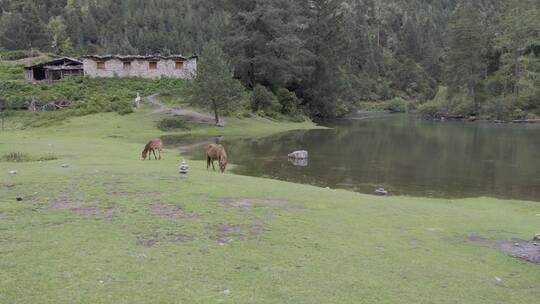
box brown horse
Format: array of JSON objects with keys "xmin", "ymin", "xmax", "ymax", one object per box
[
  {"xmin": 141, "ymin": 139, "xmax": 163, "ymax": 160},
  {"xmin": 206, "ymin": 144, "xmax": 228, "ymax": 173}
]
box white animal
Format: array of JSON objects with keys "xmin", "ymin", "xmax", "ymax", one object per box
[{"xmin": 134, "ymin": 93, "xmax": 142, "ymax": 108}]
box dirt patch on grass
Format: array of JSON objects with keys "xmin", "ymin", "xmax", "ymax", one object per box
[
  {"xmin": 206, "ymin": 224, "xmax": 267, "ymax": 244},
  {"xmin": 150, "ymin": 204, "xmax": 199, "ymax": 220},
  {"xmin": 48, "ymin": 199, "xmax": 85, "ymax": 209},
  {"xmin": 167, "ymin": 234, "xmax": 195, "ymax": 242},
  {"xmin": 137, "ymin": 238, "xmax": 158, "ymax": 248},
  {"xmin": 111, "ymin": 192, "xmax": 161, "ymax": 198},
  {"xmin": 468, "ymin": 235, "xmax": 540, "ymax": 264},
  {"xmin": 206, "ymin": 224, "xmax": 268, "ymax": 233},
  {"xmin": 137, "ymin": 233, "xmax": 195, "ymax": 247},
  {"xmin": 206, "ymin": 225, "xmax": 241, "ymax": 232},
  {"xmin": 72, "ymin": 206, "xmax": 118, "ymax": 219},
  {"xmin": 151, "ymin": 204, "xmax": 184, "ymax": 218},
  {"xmin": 209, "ymin": 235, "xmax": 253, "ymax": 244},
  {"xmin": 222, "ymin": 198, "xmax": 289, "ymax": 209}
]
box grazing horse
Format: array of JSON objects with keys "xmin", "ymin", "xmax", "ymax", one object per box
[
  {"xmin": 141, "ymin": 139, "xmax": 163, "ymax": 160},
  {"xmin": 206, "ymin": 144, "xmax": 228, "ymax": 173}
]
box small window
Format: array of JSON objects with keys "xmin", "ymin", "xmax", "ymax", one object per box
[
  {"xmin": 96, "ymin": 61, "xmax": 105, "ymax": 69},
  {"xmin": 149, "ymin": 61, "xmax": 158, "ymax": 70},
  {"xmin": 175, "ymin": 61, "xmax": 184, "ymax": 70},
  {"xmin": 123, "ymin": 61, "xmax": 131, "ymax": 69}
]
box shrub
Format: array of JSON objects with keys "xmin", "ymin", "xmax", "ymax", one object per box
[
  {"xmin": 157, "ymin": 117, "xmax": 191, "ymax": 131},
  {"xmin": 251, "ymin": 85, "xmax": 276, "ymax": 112},
  {"xmin": 276, "ymin": 88, "xmax": 301, "ymax": 114},
  {"xmin": 418, "ymin": 100, "xmax": 440, "ymax": 117},
  {"xmin": 418, "ymin": 86, "xmax": 449, "ymax": 117},
  {"xmin": 0, "ymin": 49, "xmax": 39, "ymax": 61},
  {"xmin": 1, "ymin": 152, "xmax": 31, "ymax": 162},
  {"xmin": 386, "ymin": 97, "xmax": 408, "ymax": 113},
  {"xmin": 1, "ymin": 152, "xmax": 58, "ymax": 162}
]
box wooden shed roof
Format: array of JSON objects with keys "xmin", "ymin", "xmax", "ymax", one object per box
[{"xmin": 24, "ymin": 57, "xmax": 83, "ymax": 70}]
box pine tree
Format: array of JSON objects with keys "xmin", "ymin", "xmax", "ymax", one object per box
[
  {"xmin": 446, "ymin": 0, "xmax": 486, "ymax": 99},
  {"xmin": 190, "ymin": 42, "xmax": 245, "ymax": 124}
]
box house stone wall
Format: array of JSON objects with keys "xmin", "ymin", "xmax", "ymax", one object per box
[{"xmin": 83, "ymin": 58, "xmax": 197, "ymax": 79}]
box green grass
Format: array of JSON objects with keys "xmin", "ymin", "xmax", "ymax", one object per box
[{"xmin": 0, "ymin": 105, "xmax": 539, "ymax": 303}]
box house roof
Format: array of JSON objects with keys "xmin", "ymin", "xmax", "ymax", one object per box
[
  {"xmin": 81, "ymin": 55, "xmax": 198, "ymax": 61},
  {"xmin": 24, "ymin": 57, "xmax": 83, "ymax": 69}
]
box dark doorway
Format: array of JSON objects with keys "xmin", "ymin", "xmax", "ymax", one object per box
[{"xmin": 33, "ymin": 67, "xmax": 45, "ymax": 81}]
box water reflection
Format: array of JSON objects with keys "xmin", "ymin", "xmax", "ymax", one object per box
[
  {"xmin": 183, "ymin": 114, "xmax": 540, "ymax": 201},
  {"xmin": 288, "ymin": 157, "xmax": 308, "ymax": 167}
]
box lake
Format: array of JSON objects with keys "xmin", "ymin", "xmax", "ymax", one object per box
[{"xmin": 176, "ymin": 114, "xmax": 540, "ymax": 201}]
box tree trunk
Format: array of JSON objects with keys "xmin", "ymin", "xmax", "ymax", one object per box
[
  {"xmin": 514, "ymin": 48, "xmax": 521, "ymax": 97},
  {"xmin": 212, "ymin": 100, "xmax": 219, "ymax": 125}
]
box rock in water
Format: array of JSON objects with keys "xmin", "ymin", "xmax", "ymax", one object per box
[
  {"xmin": 61, "ymin": 164, "xmax": 69, "ymax": 168},
  {"xmin": 534, "ymin": 234, "xmax": 540, "ymax": 241},
  {"xmin": 288, "ymin": 150, "xmax": 308, "ymax": 159},
  {"xmin": 8, "ymin": 170, "xmax": 17, "ymax": 175}
]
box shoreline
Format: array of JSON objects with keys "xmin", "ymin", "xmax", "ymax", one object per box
[{"xmin": 1, "ymin": 110, "xmax": 539, "ymax": 303}]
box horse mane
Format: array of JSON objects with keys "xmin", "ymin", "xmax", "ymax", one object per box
[{"xmin": 219, "ymin": 148, "xmax": 227, "ymax": 162}]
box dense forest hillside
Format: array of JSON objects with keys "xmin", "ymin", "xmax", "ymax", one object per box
[{"xmin": 0, "ymin": 0, "xmax": 539, "ymax": 119}]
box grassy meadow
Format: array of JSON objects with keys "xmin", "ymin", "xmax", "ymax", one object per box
[{"xmin": 0, "ymin": 108, "xmax": 539, "ymax": 303}]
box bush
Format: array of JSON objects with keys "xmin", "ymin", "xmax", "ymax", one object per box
[
  {"xmin": 157, "ymin": 117, "xmax": 191, "ymax": 131},
  {"xmin": 417, "ymin": 100, "xmax": 440, "ymax": 117},
  {"xmin": 251, "ymin": 85, "xmax": 276, "ymax": 112},
  {"xmin": 1, "ymin": 152, "xmax": 58, "ymax": 162},
  {"xmin": 480, "ymin": 96, "xmax": 511, "ymax": 120},
  {"xmin": 418, "ymin": 86, "xmax": 449, "ymax": 117},
  {"xmin": 386, "ymin": 97, "xmax": 408, "ymax": 113},
  {"xmin": 0, "ymin": 49, "xmax": 40, "ymax": 61},
  {"xmin": 1, "ymin": 152, "xmax": 31, "ymax": 162},
  {"xmin": 276, "ymin": 88, "xmax": 301, "ymax": 114}
]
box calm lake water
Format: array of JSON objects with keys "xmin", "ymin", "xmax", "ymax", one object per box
[{"xmin": 175, "ymin": 114, "xmax": 540, "ymax": 201}]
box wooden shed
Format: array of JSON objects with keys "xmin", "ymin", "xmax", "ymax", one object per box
[{"xmin": 24, "ymin": 57, "xmax": 83, "ymax": 83}]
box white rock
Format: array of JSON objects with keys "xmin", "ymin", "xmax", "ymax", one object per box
[
  {"xmin": 288, "ymin": 150, "xmax": 308, "ymax": 159},
  {"xmin": 495, "ymin": 277, "xmax": 502, "ymax": 283},
  {"xmin": 223, "ymin": 289, "xmax": 231, "ymax": 295},
  {"xmin": 8, "ymin": 170, "xmax": 17, "ymax": 175},
  {"xmin": 533, "ymin": 233, "xmax": 540, "ymax": 241}
]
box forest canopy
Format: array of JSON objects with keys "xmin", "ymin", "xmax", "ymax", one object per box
[{"xmin": 0, "ymin": 0, "xmax": 539, "ymax": 119}]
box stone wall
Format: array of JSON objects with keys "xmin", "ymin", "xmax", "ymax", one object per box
[{"xmin": 83, "ymin": 58, "xmax": 197, "ymax": 79}]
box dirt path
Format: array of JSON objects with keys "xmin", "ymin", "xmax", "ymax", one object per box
[{"xmin": 146, "ymin": 93, "xmax": 225, "ymax": 126}]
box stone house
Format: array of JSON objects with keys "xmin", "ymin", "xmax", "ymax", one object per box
[{"xmin": 82, "ymin": 55, "xmax": 197, "ymax": 79}]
